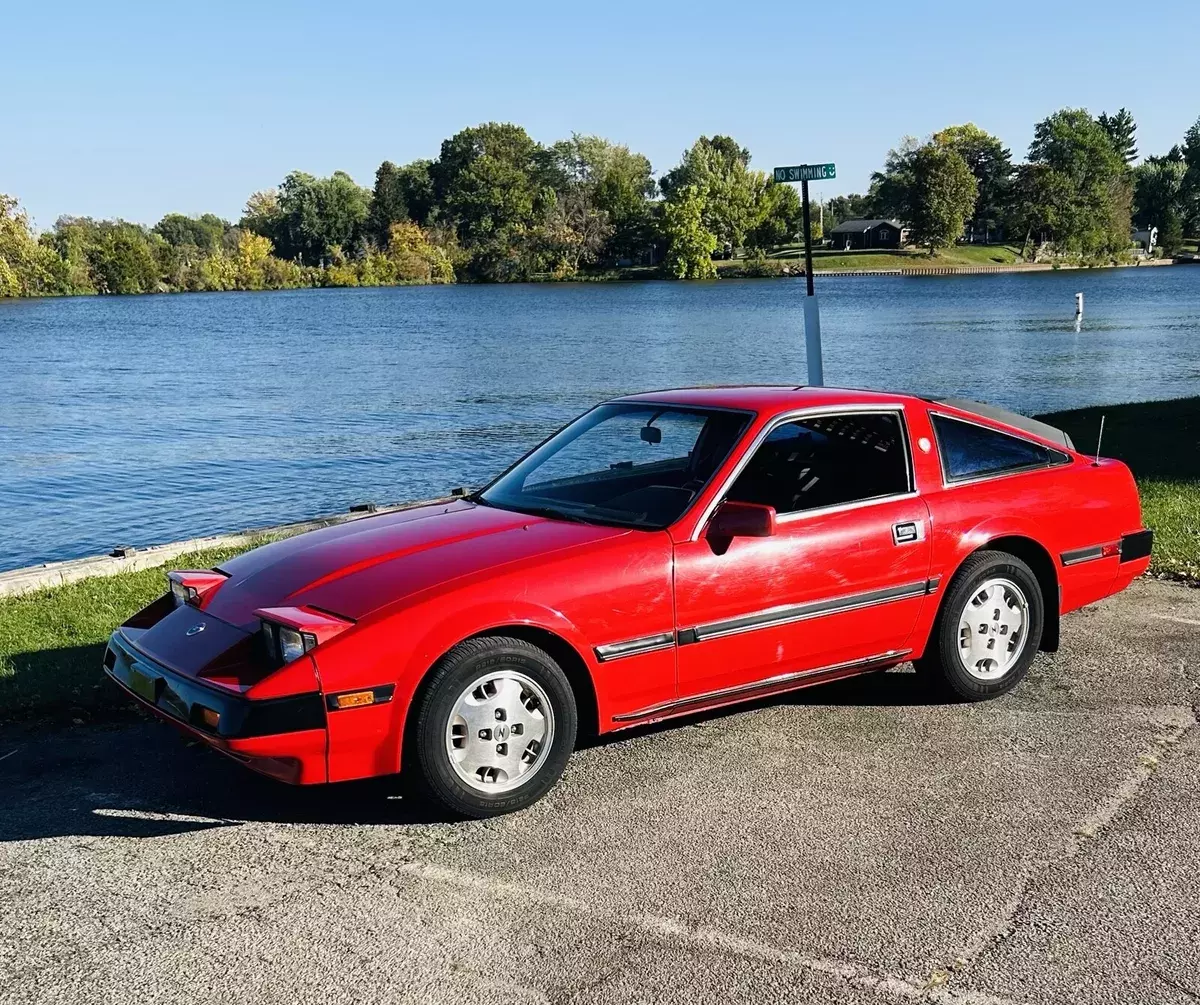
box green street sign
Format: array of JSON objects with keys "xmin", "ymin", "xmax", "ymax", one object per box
[{"xmin": 774, "ymin": 163, "xmax": 836, "ymax": 183}]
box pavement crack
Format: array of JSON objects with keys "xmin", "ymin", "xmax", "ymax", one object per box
[
  {"xmin": 948, "ymin": 707, "xmax": 1198, "ymax": 984},
  {"xmin": 1152, "ymin": 967, "xmax": 1200, "ymax": 1002},
  {"xmin": 394, "ymin": 861, "xmax": 1023, "ymax": 1005}
]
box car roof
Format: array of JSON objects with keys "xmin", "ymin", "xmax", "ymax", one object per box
[
  {"xmin": 611, "ymin": 385, "xmax": 917, "ymax": 414},
  {"xmin": 611, "ymin": 385, "xmax": 1078, "ymax": 453}
]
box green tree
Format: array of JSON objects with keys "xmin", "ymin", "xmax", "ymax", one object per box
[
  {"xmin": 0, "ymin": 195, "xmax": 72, "ymax": 297},
  {"xmin": 1023, "ymin": 108, "xmax": 1133, "ymax": 258},
  {"xmin": 387, "ymin": 221, "xmax": 455, "ymax": 284},
  {"xmin": 1179, "ymin": 116, "xmax": 1200, "ymax": 235},
  {"xmin": 395, "ymin": 160, "xmax": 436, "ymax": 226},
  {"xmin": 906, "ymin": 144, "xmax": 978, "ymax": 253},
  {"xmin": 152, "ymin": 213, "xmax": 229, "ymax": 251},
  {"xmin": 660, "ymin": 135, "xmax": 757, "ymax": 252},
  {"xmin": 867, "ymin": 138, "xmax": 920, "ymax": 221},
  {"xmin": 745, "ymin": 179, "xmax": 803, "ymax": 251},
  {"xmin": 240, "ymin": 190, "xmax": 281, "ymax": 237},
  {"xmin": 1133, "ymin": 157, "xmax": 1186, "ymax": 230},
  {"xmin": 1158, "ymin": 212, "xmax": 1184, "ymax": 255},
  {"xmin": 432, "ymin": 123, "xmax": 555, "ymax": 279},
  {"xmin": 69, "ymin": 220, "xmax": 161, "ymax": 294},
  {"xmin": 551, "ymin": 134, "xmax": 656, "ymax": 264},
  {"xmin": 269, "ymin": 171, "xmax": 371, "ymax": 264},
  {"xmin": 932, "ymin": 124, "xmax": 1013, "ymax": 239},
  {"xmin": 1009, "ymin": 163, "xmax": 1074, "ymax": 256},
  {"xmin": 662, "ymin": 185, "xmax": 717, "ymax": 279},
  {"xmin": 366, "ymin": 161, "xmax": 407, "ymax": 248},
  {"xmin": 1098, "ymin": 108, "xmax": 1138, "ymax": 164}
]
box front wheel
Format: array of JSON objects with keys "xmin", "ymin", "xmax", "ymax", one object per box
[
  {"xmin": 409, "ymin": 636, "xmax": 577, "ymax": 818},
  {"xmin": 917, "ymin": 550, "xmax": 1044, "ymax": 701}
]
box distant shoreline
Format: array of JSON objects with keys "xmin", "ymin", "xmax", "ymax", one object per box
[
  {"xmin": 0, "ymin": 254, "xmax": 1187, "ymax": 302},
  {"xmin": 782, "ymin": 258, "xmax": 1178, "ymax": 279}
]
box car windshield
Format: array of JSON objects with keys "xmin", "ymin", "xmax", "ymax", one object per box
[{"xmin": 477, "ymin": 403, "xmax": 752, "ymax": 529}]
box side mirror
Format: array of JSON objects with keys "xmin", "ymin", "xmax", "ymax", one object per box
[{"xmin": 708, "ymin": 500, "xmax": 777, "ymax": 539}]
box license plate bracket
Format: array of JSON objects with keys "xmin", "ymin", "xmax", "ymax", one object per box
[{"xmin": 128, "ymin": 663, "xmax": 163, "ymax": 704}]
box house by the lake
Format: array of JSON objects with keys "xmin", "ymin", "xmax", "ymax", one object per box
[{"xmin": 828, "ymin": 219, "xmax": 907, "ymax": 250}]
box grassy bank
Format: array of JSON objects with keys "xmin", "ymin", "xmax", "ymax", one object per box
[
  {"xmin": 793, "ymin": 244, "xmax": 1023, "ymax": 271},
  {"xmin": 0, "ymin": 542, "xmax": 260, "ymax": 726},
  {"xmin": 712, "ymin": 244, "xmax": 1030, "ymax": 278},
  {"xmin": 1, "ymin": 398, "xmax": 1195, "ymax": 726}
]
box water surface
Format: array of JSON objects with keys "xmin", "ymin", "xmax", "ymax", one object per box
[{"xmin": 1, "ymin": 267, "xmax": 1197, "ymax": 571}]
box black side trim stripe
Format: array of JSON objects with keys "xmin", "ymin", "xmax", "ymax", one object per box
[
  {"xmin": 594, "ymin": 632, "xmax": 675, "ymax": 663},
  {"xmin": 613, "ymin": 648, "xmax": 912, "ymax": 723},
  {"xmin": 681, "ymin": 579, "xmax": 936, "ymax": 645},
  {"xmin": 1120, "ymin": 529, "xmax": 1153, "ymax": 562},
  {"xmin": 1061, "ymin": 545, "xmax": 1108, "ymax": 567},
  {"xmin": 595, "ymin": 580, "xmax": 938, "ymax": 661}
]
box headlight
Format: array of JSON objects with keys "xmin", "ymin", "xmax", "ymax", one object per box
[
  {"xmin": 254, "ymin": 607, "xmax": 353, "ymax": 666},
  {"xmin": 167, "ymin": 570, "xmax": 228, "ymax": 608},
  {"xmin": 278, "ymin": 626, "xmax": 309, "ymax": 664},
  {"xmin": 259, "ymin": 619, "xmax": 318, "ymax": 665}
]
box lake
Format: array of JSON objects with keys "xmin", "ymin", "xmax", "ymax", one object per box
[{"xmin": 2, "ymin": 266, "xmax": 1198, "ymax": 573}]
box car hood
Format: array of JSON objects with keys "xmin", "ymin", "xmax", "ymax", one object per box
[{"xmin": 203, "ymin": 500, "xmax": 629, "ymax": 630}]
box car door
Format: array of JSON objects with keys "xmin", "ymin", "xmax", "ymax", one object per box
[{"xmin": 673, "ymin": 408, "xmax": 934, "ymax": 699}]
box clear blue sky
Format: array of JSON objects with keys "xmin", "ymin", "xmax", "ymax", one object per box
[{"xmin": 5, "ymin": 0, "xmax": 1197, "ymax": 230}]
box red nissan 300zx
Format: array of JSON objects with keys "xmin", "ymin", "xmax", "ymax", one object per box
[{"xmin": 105, "ymin": 386, "xmax": 1152, "ymax": 816}]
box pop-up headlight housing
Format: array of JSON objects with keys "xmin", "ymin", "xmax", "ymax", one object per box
[
  {"xmin": 256, "ymin": 607, "xmax": 354, "ymax": 665},
  {"xmin": 167, "ymin": 570, "xmax": 229, "ymax": 608}
]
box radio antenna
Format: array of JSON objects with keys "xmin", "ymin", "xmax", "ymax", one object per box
[{"xmin": 1093, "ymin": 414, "xmax": 1106, "ymax": 466}]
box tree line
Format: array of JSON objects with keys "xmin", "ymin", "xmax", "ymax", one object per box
[
  {"xmin": 2, "ymin": 108, "xmax": 1198, "ymax": 298},
  {"xmin": 831, "ymin": 109, "xmax": 1200, "ymax": 259}
]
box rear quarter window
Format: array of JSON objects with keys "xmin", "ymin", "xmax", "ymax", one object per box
[{"xmin": 931, "ymin": 413, "xmax": 1069, "ymax": 482}]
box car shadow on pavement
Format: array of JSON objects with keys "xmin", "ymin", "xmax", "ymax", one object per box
[
  {"xmin": 0, "ymin": 719, "xmax": 446, "ymax": 843},
  {"xmin": 583, "ymin": 665, "xmax": 947, "ymax": 749},
  {"xmin": 1, "ymin": 668, "xmax": 944, "ymax": 843}
]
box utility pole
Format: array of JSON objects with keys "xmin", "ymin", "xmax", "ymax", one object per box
[{"xmin": 800, "ymin": 179, "xmax": 822, "ymax": 385}]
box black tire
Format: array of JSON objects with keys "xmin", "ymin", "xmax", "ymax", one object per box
[
  {"xmin": 916, "ymin": 550, "xmax": 1044, "ymax": 702},
  {"xmin": 408, "ymin": 636, "xmax": 577, "ymax": 818}
]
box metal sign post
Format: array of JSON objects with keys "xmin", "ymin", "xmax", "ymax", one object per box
[{"xmin": 773, "ymin": 163, "xmax": 836, "ymax": 386}]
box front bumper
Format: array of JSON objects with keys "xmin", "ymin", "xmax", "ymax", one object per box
[{"xmin": 104, "ymin": 629, "xmax": 328, "ymax": 784}]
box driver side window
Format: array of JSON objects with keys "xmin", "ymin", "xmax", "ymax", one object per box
[{"xmin": 726, "ymin": 411, "xmax": 911, "ymax": 514}]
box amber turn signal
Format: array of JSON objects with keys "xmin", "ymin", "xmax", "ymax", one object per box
[
  {"xmin": 331, "ymin": 691, "xmax": 376, "ymax": 710},
  {"xmin": 198, "ymin": 707, "xmax": 221, "ymax": 729}
]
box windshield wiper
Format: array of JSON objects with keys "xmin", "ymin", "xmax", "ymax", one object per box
[{"xmin": 507, "ymin": 504, "xmax": 595, "ymax": 525}]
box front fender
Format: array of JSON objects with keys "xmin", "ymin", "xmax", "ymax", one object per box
[
  {"xmin": 315, "ymin": 596, "xmax": 597, "ymax": 782},
  {"xmin": 399, "ymin": 599, "xmax": 596, "ymax": 702}
]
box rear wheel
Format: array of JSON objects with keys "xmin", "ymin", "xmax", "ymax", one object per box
[
  {"xmin": 917, "ymin": 550, "xmax": 1044, "ymax": 701},
  {"xmin": 409, "ymin": 636, "xmax": 577, "ymax": 818}
]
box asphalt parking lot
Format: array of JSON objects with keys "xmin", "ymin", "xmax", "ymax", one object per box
[{"xmin": 2, "ymin": 578, "xmax": 1198, "ymax": 1005}]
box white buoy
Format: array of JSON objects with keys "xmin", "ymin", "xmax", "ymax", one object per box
[{"xmin": 1075, "ymin": 292, "xmax": 1083, "ymax": 317}]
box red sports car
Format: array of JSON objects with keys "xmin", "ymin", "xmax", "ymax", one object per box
[{"xmin": 105, "ymin": 386, "xmax": 1152, "ymax": 817}]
